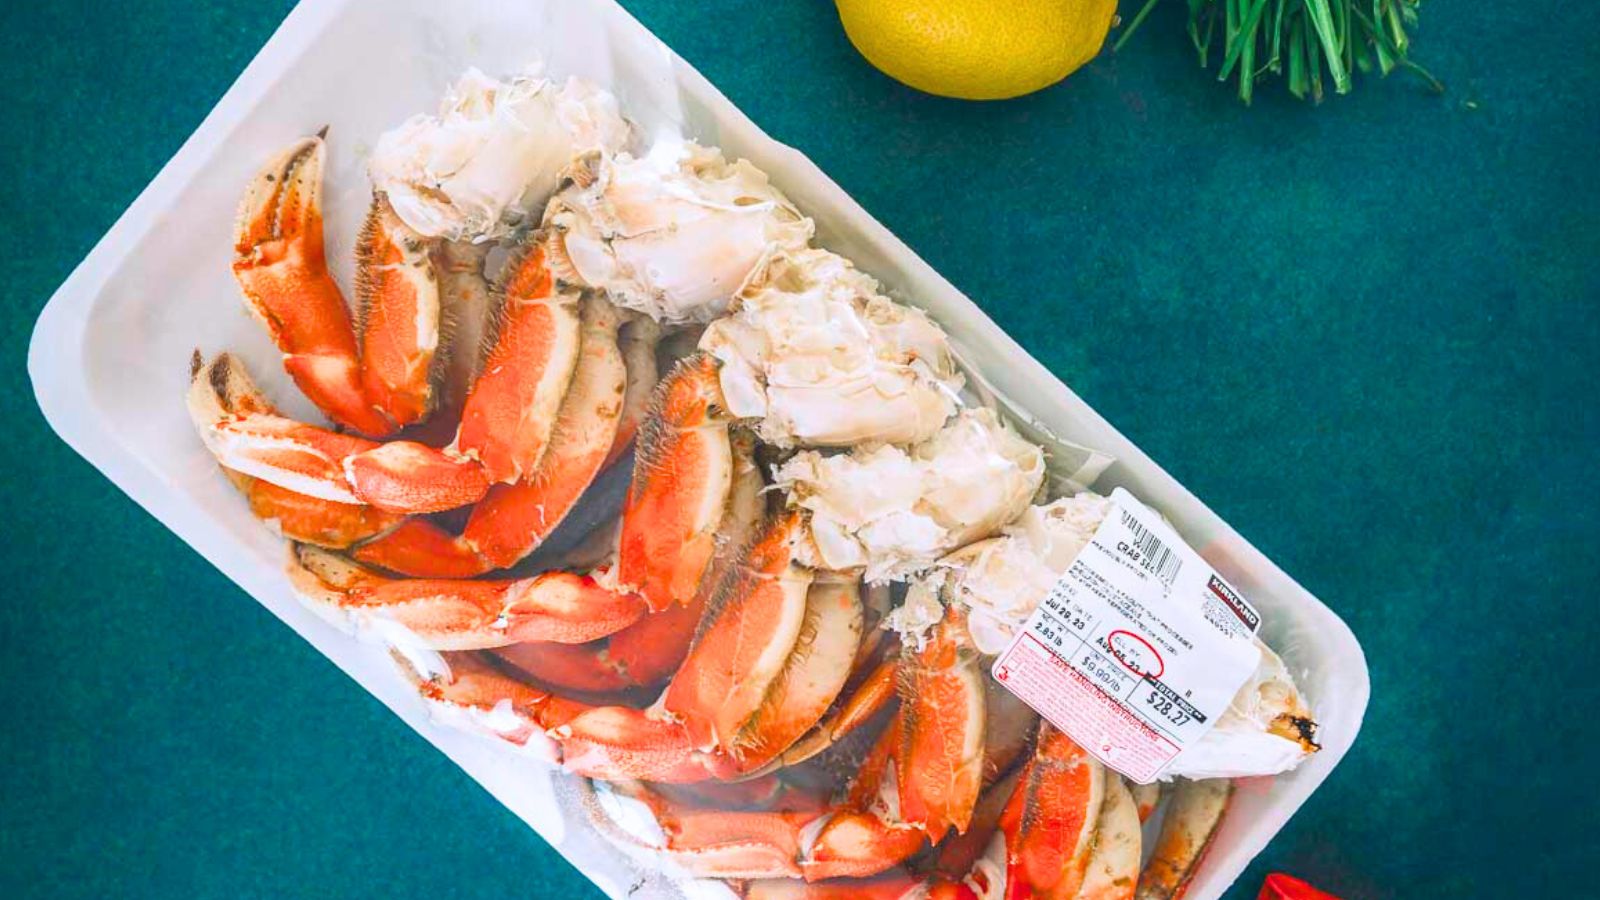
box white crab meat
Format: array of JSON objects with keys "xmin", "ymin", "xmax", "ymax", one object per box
[
  {"xmin": 701, "ymin": 248, "xmax": 963, "ymax": 447},
  {"xmin": 966, "ymin": 831, "xmax": 1010, "ymax": 900},
  {"xmin": 947, "ymin": 493, "xmax": 1319, "ymax": 780},
  {"xmin": 546, "ymin": 138, "xmax": 813, "ymax": 324},
  {"xmin": 776, "ymin": 408, "xmax": 1044, "ymax": 583},
  {"xmin": 369, "ymin": 69, "xmax": 630, "ymax": 241},
  {"xmin": 952, "ymin": 494, "xmax": 1115, "ymax": 655},
  {"xmin": 882, "ymin": 574, "xmax": 948, "ymax": 651},
  {"xmin": 1172, "ymin": 642, "xmax": 1318, "ymax": 779}
]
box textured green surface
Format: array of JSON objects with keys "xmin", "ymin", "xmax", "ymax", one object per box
[{"xmin": 3, "ymin": 1, "xmax": 1596, "ymax": 898}]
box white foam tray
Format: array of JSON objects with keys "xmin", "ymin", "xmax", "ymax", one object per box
[{"xmin": 27, "ymin": 1, "xmax": 1368, "ymax": 897}]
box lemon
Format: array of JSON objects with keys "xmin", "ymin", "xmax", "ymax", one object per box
[{"xmin": 835, "ymin": 0, "xmax": 1118, "ymax": 101}]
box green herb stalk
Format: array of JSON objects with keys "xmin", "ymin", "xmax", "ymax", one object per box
[{"xmin": 1114, "ymin": 0, "xmax": 1443, "ymax": 103}]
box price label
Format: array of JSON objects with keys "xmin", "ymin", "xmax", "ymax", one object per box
[{"xmin": 991, "ymin": 489, "xmax": 1262, "ymax": 783}]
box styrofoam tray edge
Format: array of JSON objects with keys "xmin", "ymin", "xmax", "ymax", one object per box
[{"xmin": 27, "ymin": 1, "xmax": 1370, "ymax": 897}]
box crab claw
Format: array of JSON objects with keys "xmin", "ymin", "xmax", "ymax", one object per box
[
  {"xmin": 613, "ymin": 718, "xmax": 924, "ymax": 881},
  {"xmin": 233, "ymin": 136, "xmax": 392, "ymax": 436},
  {"xmin": 401, "ymin": 652, "xmax": 729, "ymax": 782},
  {"xmin": 397, "ymin": 651, "xmax": 576, "ymax": 748},
  {"xmin": 341, "ymin": 441, "xmax": 491, "ymax": 513},
  {"xmin": 898, "ymin": 603, "xmax": 987, "ymax": 842},
  {"xmin": 189, "ymin": 354, "xmax": 488, "ymax": 513},
  {"xmin": 189, "ymin": 352, "xmax": 377, "ymax": 504},
  {"xmin": 350, "ymin": 517, "xmax": 493, "ymax": 578},
  {"xmin": 354, "ymin": 199, "xmax": 442, "ymax": 428},
  {"xmin": 498, "ymin": 429, "xmax": 768, "ymax": 697},
  {"xmin": 618, "ymin": 352, "xmax": 734, "ymax": 611},
  {"xmin": 286, "ymin": 544, "xmax": 647, "ymax": 650},
  {"xmin": 800, "ymin": 810, "xmax": 926, "ymax": 882},
  {"xmin": 491, "ymin": 590, "xmax": 704, "ymax": 696},
  {"xmin": 1077, "ymin": 776, "xmax": 1142, "ymax": 900},
  {"xmin": 1000, "ymin": 726, "xmax": 1107, "ymax": 900},
  {"xmin": 1133, "ymin": 779, "xmax": 1232, "ymax": 900},
  {"xmin": 728, "ymin": 573, "xmax": 865, "ymax": 773},
  {"xmin": 646, "ymin": 805, "xmax": 822, "ymax": 879},
  {"xmin": 553, "ymin": 705, "xmax": 735, "ymax": 783},
  {"xmin": 462, "ymin": 296, "xmax": 627, "ymax": 567},
  {"xmin": 454, "ymin": 238, "xmax": 583, "ymax": 485},
  {"xmin": 932, "ymin": 765, "xmax": 1025, "ymax": 884},
  {"xmin": 664, "ymin": 510, "xmax": 813, "ymax": 753},
  {"xmin": 351, "ymin": 296, "xmax": 634, "ymax": 578},
  {"xmin": 592, "ymin": 780, "xmax": 827, "ymax": 879},
  {"xmin": 926, "ymin": 696, "xmax": 1040, "ymax": 895},
  {"xmin": 219, "ymin": 469, "xmax": 401, "ymax": 549},
  {"xmin": 744, "ymin": 654, "xmax": 901, "ymax": 778},
  {"xmin": 797, "ymin": 715, "xmax": 927, "ymax": 882}
]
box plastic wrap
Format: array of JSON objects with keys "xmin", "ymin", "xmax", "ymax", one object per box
[{"xmin": 27, "ymin": 2, "xmax": 1369, "ymax": 898}]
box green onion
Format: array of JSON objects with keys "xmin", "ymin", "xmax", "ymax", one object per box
[{"xmin": 1114, "ymin": 0, "xmax": 1443, "ymax": 104}]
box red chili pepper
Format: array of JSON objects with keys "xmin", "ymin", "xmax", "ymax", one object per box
[{"xmin": 1259, "ymin": 873, "xmax": 1342, "ymax": 900}]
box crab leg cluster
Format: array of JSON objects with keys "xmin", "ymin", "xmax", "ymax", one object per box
[
  {"xmin": 189, "ymin": 68, "xmax": 1320, "ymax": 899},
  {"xmin": 570, "ymin": 581, "xmax": 1229, "ymax": 899}
]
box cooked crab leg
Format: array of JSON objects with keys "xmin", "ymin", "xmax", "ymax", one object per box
[
  {"xmin": 555, "ymin": 705, "xmax": 738, "ymax": 783},
  {"xmin": 490, "ymin": 436, "xmax": 765, "ymax": 695},
  {"xmin": 431, "ymin": 239, "xmax": 493, "ymax": 423},
  {"xmin": 453, "ymin": 239, "xmax": 583, "ymax": 484},
  {"xmin": 195, "ymin": 297, "xmax": 645, "ymax": 577},
  {"xmin": 1133, "ymin": 779, "xmax": 1233, "ymax": 900},
  {"xmin": 234, "ymin": 136, "xmax": 443, "ymax": 436},
  {"xmin": 1130, "ymin": 782, "xmax": 1163, "ymax": 824},
  {"xmin": 1077, "ymin": 776, "xmax": 1142, "ymax": 900},
  {"xmin": 189, "ymin": 353, "xmax": 489, "ymax": 513},
  {"xmin": 287, "ymin": 545, "xmax": 647, "ymax": 650},
  {"xmin": 195, "ymin": 238, "xmax": 596, "ymax": 518},
  {"xmin": 604, "ymin": 715, "xmax": 927, "ymax": 881},
  {"xmin": 898, "ymin": 603, "xmax": 987, "ymax": 842},
  {"xmin": 188, "ymin": 354, "xmax": 402, "ymax": 547},
  {"xmin": 462, "ymin": 296, "xmax": 626, "ymax": 566},
  {"xmin": 664, "ymin": 510, "xmax": 813, "ymax": 752},
  {"xmin": 410, "ymin": 652, "xmax": 734, "ymax": 782},
  {"xmin": 491, "ymin": 618, "xmax": 687, "ymax": 696},
  {"xmin": 606, "ymin": 313, "xmax": 662, "ymax": 468},
  {"xmin": 218, "ymin": 468, "xmax": 401, "ymax": 549},
  {"xmin": 348, "ymin": 517, "xmax": 491, "ymax": 579},
  {"xmin": 354, "ymin": 200, "xmax": 442, "ymax": 427},
  {"xmin": 801, "ymin": 715, "xmax": 928, "ymax": 880},
  {"xmin": 413, "ymin": 434, "xmax": 776, "ymax": 780},
  {"xmin": 728, "ymin": 573, "xmax": 864, "ymax": 773},
  {"xmin": 1000, "ymin": 726, "xmax": 1108, "ymax": 900},
  {"xmin": 742, "ymin": 740, "xmax": 1105, "ymax": 899},
  {"xmin": 402, "ymin": 650, "xmax": 591, "ymax": 749},
  {"xmin": 624, "ymin": 782, "xmax": 827, "ymax": 880},
  {"xmin": 742, "ymin": 653, "xmax": 901, "ymax": 778},
  {"xmin": 347, "ymin": 294, "xmax": 628, "ymax": 576},
  {"xmin": 464, "ymin": 543, "xmax": 831, "ymax": 777},
  {"xmin": 617, "ymin": 352, "xmax": 734, "ymax": 611},
  {"xmin": 232, "ymin": 136, "xmax": 389, "ymax": 435}
]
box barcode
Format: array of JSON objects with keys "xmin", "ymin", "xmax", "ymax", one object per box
[{"xmin": 1120, "ymin": 509, "xmax": 1183, "ymax": 587}]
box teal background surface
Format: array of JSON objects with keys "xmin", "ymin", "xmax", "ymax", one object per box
[{"xmin": 3, "ymin": 1, "xmax": 1596, "ymax": 897}]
